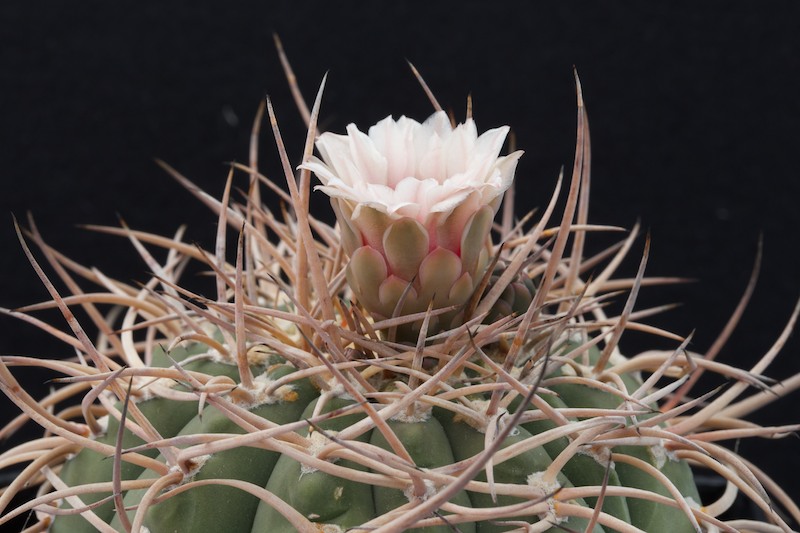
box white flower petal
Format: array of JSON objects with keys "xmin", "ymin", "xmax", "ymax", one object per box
[
  {"xmin": 303, "ymin": 157, "xmax": 338, "ymax": 186},
  {"xmin": 308, "ymin": 111, "xmax": 521, "ymax": 232},
  {"xmin": 315, "ymin": 133, "xmax": 355, "ymax": 183},
  {"xmin": 470, "ymin": 125, "xmax": 511, "ymax": 177},
  {"xmin": 488, "ymin": 150, "xmax": 524, "ymax": 198},
  {"xmin": 445, "ymin": 119, "xmax": 477, "ymax": 174},
  {"xmin": 369, "ymin": 115, "xmax": 416, "ymax": 187},
  {"xmin": 346, "ymin": 124, "xmax": 388, "ymax": 186}
]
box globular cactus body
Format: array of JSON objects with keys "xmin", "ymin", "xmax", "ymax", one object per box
[{"xmin": 50, "ymin": 342, "xmax": 700, "ymax": 533}]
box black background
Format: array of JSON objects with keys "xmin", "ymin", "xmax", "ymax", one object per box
[{"xmin": 1, "ymin": 0, "xmax": 799, "ymax": 519}]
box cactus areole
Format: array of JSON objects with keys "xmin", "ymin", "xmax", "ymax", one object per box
[{"xmin": 1, "ymin": 53, "xmax": 799, "ymax": 533}]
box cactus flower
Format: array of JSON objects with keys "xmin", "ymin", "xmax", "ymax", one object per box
[{"xmin": 303, "ymin": 111, "xmax": 523, "ymax": 327}]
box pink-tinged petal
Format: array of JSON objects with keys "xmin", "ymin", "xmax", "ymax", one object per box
[
  {"xmin": 309, "ymin": 147, "xmax": 366, "ymax": 188},
  {"xmin": 387, "ymin": 202, "xmax": 422, "ymax": 219},
  {"xmin": 301, "ymin": 157, "xmax": 339, "ymax": 186},
  {"xmin": 470, "ymin": 127, "xmax": 512, "ymax": 180},
  {"xmin": 369, "ymin": 115, "xmax": 415, "ymax": 188},
  {"xmin": 314, "ymin": 131, "xmax": 346, "ymax": 162},
  {"xmin": 396, "ymin": 116, "xmax": 421, "ymax": 179},
  {"xmin": 315, "ymin": 133, "xmax": 357, "ymax": 183},
  {"xmin": 391, "ymin": 176, "xmax": 421, "ymax": 203},
  {"xmin": 428, "ymin": 185, "xmax": 478, "ymax": 217},
  {"xmin": 392, "ymin": 177, "xmax": 441, "ymax": 216},
  {"xmin": 418, "ymin": 131, "xmax": 445, "ymax": 182},
  {"xmin": 382, "ymin": 217, "xmax": 429, "ymax": 281},
  {"xmin": 444, "ymin": 120, "xmax": 478, "ymax": 176},
  {"xmin": 347, "ymin": 184, "xmax": 419, "ymax": 218},
  {"xmin": 346, "ymin": 124, "xmax": 388, "ymax": 186},
  {"xmin": 488, "ymin": 150, "xmax": 524, "ymax": 195},
  {"xmin": 423, "ymin": 111, "xmax": 454, "ymax": 139},
  {"xmin": 315, "ymin": 178, "xmax": 362, "ymax": 204}
]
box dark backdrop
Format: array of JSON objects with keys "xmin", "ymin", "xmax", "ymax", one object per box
[{"xmin": 2, "ymin": 0, "xmax": 799, "ymax": 517}]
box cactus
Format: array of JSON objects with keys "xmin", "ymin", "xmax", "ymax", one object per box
[{"xmin": 1, "ymin": 48, "xmax": 799, "ymax": 533}]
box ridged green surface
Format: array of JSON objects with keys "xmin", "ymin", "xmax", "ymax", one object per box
[
  {"xmin": 53, "ymin": 343, "xmax": 700, "ymax": 532},
  {"xmin": 252, "ymin": 396, "xmax": 376, "ymax": 531},
  {"xmin": 51, "ymin": 343, "xmax": 235, "ymax": 533},
  {"xmin": 369, "ymin": 416, "xmax": 475, "ymax": 533}
]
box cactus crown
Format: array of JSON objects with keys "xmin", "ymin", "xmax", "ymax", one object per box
[{"xmin": 1, "ymin": 48, "xmax": 799, "ymax": 532}]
